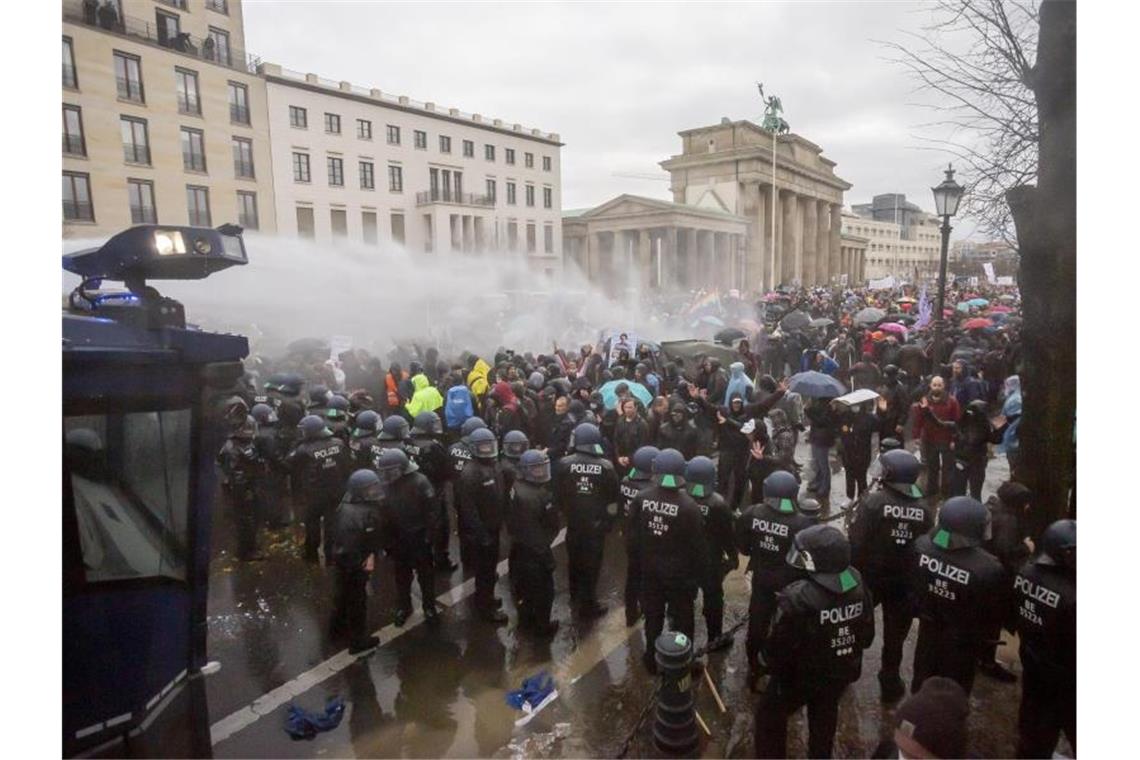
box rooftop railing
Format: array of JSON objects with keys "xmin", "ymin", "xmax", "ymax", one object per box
[{"xmin": 415, "ymin": 190, "xmax": 496, "ymax": 208}]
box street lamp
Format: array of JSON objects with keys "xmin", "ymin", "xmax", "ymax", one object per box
[{"xmin": 930, "ymin": 163, "xmax": 964, "ymax": 369}]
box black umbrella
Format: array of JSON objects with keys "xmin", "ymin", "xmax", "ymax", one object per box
[
  {"xmin": 287, "ymin": 337, "xmax": 330, "ymax": 355},
  {"xmin": 809, "ymin": 317, "xmax": 834, "ymax": 328},
  {"xmin": 713, "ymin": 327, "xmax": 747, "ymax": 345},
  {"xmin": 659, "ymin": 340, "xmax": 739, "ymax": 369},
  {"xmin": 780, "ymin": 310, "xmax": 812, "ymax": 331},
  {"xmin": 854, "ymin": 307, "xmax": 886, "ymax": 325}
]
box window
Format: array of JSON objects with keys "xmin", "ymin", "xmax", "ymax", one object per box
[
  {"xmin": 186, "ymin": 185, "xmax": 211, "ymax": 226},
  {"xmin": 236, "ymin": 191, "xmax": 258, "ymax": 229},
  {"xmin": 63, "ymin": 37, "xmax": 77, "ymax": 89},
  {"xmin": 525, "ymin": 152, "xmax": 534, "ymax": 168},
  {"xmin": 232, "ymin": 136, "xmax": 255, "ymax": 178},
  {"xmin": 64, "ymin": 410, "xmax": 192, "ymax": 583},
  {"xmin": 156, "ymin": 10, "xmax": 180, "ymax": 47},
  {"xmin": 296, "ymin": 206, "xmax": 315, "ymax": 238},
  {"xmin": 357, "ymin": 119, "xmax": 372, "ymax": 140},
  {"xmin": 330, "ymin": 208, "xmax": 348, "ymax": 238},
  {"xmin": 485, "ymin": 179, "xmax": 496, "ymax": 203},
  {"xmin": 505, "ymin": 148, "xmax": 516, "ymax": 165},
  {"xmin": 206, "ymin": 0, "xmax": 228, "ymax": 12},
  {"xmin": 391, "ymin": 213, "xmax": 405, "ymax": 244},
  {"xmin": 506, "ymin": 181, "xmax": 516, "ymax": 205},
  {"xmin": 544, "ymin": 224, "xmax": 554, "ymax": 253},
  {"xmin": 388, "ymin": 164, "xmax": 403, "ymax": 192},
  {"xmin": 114, "ymin": 51, "xmax": 144, "ymax": 103},
  {"xmin": 327, "ymin": 156, "xmax": 344, "ymax": 186},
  {"xmin": 63, "ymin": 172, "xmax": 94, "ymax": 222},
  {"xmin": 128, "ymin": 179, "xmax": 157, "ymax": 224},
  {"xmin": 121, "ymin": 116, "xmax": 150, "ymax": 165},
  {"xmin": 63, "ymin": 105, "xmax": 86, "ymax": 157},
  {"xmin": 175, "ymin": 68, "xmax": 200, "ymax": 115},
  {"xmin": 292, "ymin": 152, "xmax": 311, "ymax": 182},
  {"xmin": 228, "ymin": 82, "xmax": 250, "ymax": 124},
  {"xmin": 485, "ymin": 144, "xmax": 495, "ymax": 161},
  {"xmin": 527, "ymin": 223, "xmax": 536, "ymax": 253},
  {"xmin": 439, "ymin": 135, "xmax": 451, "ymax": 154},
  {"xmin": 208, "ymin": 27, "xmax": 231, "ymax": 66},
  {"xmin": 386, "ymin": 124, "xmax": 400, "ymax": 145},
  {"xmin": 525, "ymin": 184, "xmax": 535, "ymax": 207},
  {"xmin": 543, "ymin": 155, "xmax": 551, "ymax": 172},
  {"xmin": 362, "ymin": 211, "xmax": 378, "ymax": 244},
  {"xmin": 508, "ymin": 221, "xmax": 518, "ymax": 250},
  {"xmin": 463, "ymin": 140, "xmax": 474, "ymax": 158},
  {"xmin": 414, "ymin": 130, "xmax": 427, "ymax": 149},
  {"xmin": 289, "ymin": 106, "xmax": 308, "ymax": 129},
  {"xmin": 543, "ymin": 187, "xmax": 553, "ymax": 209},
  {"xmin": 181, "ymin": 127, "xmax": 206, "ymax": 172},
  {"xmin": 359, "ymin": 160, "xmax": 374, "ymax": 190},
  {"xmin": 324, "ymin": 112, "xmax": 341, "ymax": 134}
]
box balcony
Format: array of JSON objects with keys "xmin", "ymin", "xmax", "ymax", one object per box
[
  {"xmin": 415, "ymin": 190, "xmax": 495, "ymax": 208},
  {"xmin": 62, "ymin": 135, "xmax": 86, "ymax": 156},
  {"xmin": 63, "ymin": 0, "xmax": 261, "ymax": 75}
]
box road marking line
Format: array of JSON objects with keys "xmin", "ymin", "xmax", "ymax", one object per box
[{"xmin": 209, "ymin": 528, "xmax": 568, "ymax": 746}]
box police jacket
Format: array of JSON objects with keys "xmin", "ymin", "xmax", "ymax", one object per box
[
  {"xmin": 735, "ymin": 499, "xmax": 814, "ymax": 591},
  {"xmin": 407, "ymin": 435, "xmax": 449, "ymax": 485},
  {"xmin": 984, "ymin": 495, "xmax": 1031, "ymax": 576},
  {"xmin": 849, "ymin": 484, "xmax": 934, "ymax": 583},
  {"xmin": 254, "ymin": 425, "xmax": 286, "ymax": 470},
  {"xmin": 910, "ymin": 533, "xmax": 1006, "ymax": 645},
  {"xmin": 766, "ymin": 572, "xmax": 875, "ymax": 684},
  {"xmin": 285, "ymin": 436, "xmax": 352, "ymax": 497},
  {"xmin": 1012, "ymin": 558, "xmax": 1075, "ymax": 683},
  {"xmin": 349, "ymin": 434, "xmax": 383, "ymax": 471},
  {"xmin": 630, "ymin": 484, "xmax": 707, "ymax": 586},
  {"xmin": 456, "ymin": 459, "xmax": 505, "ymax": 545},
  {"xmin": 693, "ymin": 491, "xmax": 738, "ymax": 580},
  {"xmin": 331, "ymin": 498, "xmax": 384, "ymax": 569},
  {"xmin": 385, "ymin": 471, "xmax": 438, "ymax": 545},
  {"xmin": 217, "ymin": 438, "xmax": 263, "ymax": 499},
  {"xmin": 506, "ymin": 481, "xmax": 560, "ymax": 568},
  {"xmin": 620, "ymin": 472, "xmax": 652, "ymax": 520},
  {"xmin": 553, "ymin": 452, "xmax": 620, "ymax": 537},
  {"xmin": 446, "ymin": 439, "xmax": 474, "ymax": 481}
]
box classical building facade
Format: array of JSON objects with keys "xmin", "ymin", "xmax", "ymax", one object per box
[
  {"xmin": 839, "ymin": 232, "xmax": 869, "ymax": 284},
  {"xmin": 562, "ymin": 195, "xmax": 749, "ymax": 295},
  {"xmin": 262, "ymin": 64, "xmax": 563, "ymax": 267},
  {"xmin": 62, "ymin": 0, "xmax": 277, "ymax": 237},
  {"xmin": 844, "ymin": 194, "xmax": 941, "ymax": 281},
  {"xmin": 659, "ymin": 119, "xmax": 853, "ymax": 291}
]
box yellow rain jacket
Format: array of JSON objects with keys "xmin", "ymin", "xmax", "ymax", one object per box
[{"xmin": 405, "ymin": 374, "xmax": 444, "ymax": 418}]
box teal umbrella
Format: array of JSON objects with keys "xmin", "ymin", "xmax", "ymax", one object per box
[
  {"xmin": 598, "ymin": 380, "xmax": 653, "ymax": 409},
  {"xmin": 956, "ymin": 302, "xmax": 972, "ymax": 312},
  {"xmin": 967, "ymin": 297, "xmax": 989, "ymax": 307}
]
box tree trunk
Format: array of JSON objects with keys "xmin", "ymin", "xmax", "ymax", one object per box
[{"xmin": 1006, "ymin": 0, "xmax": 1076, "ymax": 537}]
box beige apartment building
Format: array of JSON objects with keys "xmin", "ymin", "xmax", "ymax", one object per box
[
  {"xmin": 62, "ymin": 0, "xmax": 276, "ymax": 238},
  {"xmin": 261, "ymin": 65, "xmax": 563, "ymax": 268},
  {"xmin": 843, "ymin": 194, "xmax": 941, "ymax": 282}
]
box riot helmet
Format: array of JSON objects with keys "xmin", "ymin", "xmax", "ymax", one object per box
[
  {"xmin": 309, "ymin": 385, "xmax": 330, "ymax": 406},
  {"xmin": 1037, "ymin": 519, "xmax": 1076, "ymax": 571},
  {"xmin": 347, "ymin": 469, "xmax": 384, "ymax": 503},
  {"xmin": 460, "ymin": 416, "xmax": 487, "ymax": 438},
  {"xmin": 299, "ymin": 414, "xmax": 331, "ymax": 441},
  {"xmin": 469, "ymin": 427, "xmax": 499, "ymax": 460},
  {"xmin": 799, "ymin": 497, "xmax": 822, "ymax": 522},
  {"xmin": 879, "ymin": 437, "xmax": 903, "ymax": 454},
  {"xmin": 379, "ymin": 415, "xmax": 410, "ymax": 442},
  {"xmin": 786, "ymin": 525, "xmax": 859, "ymax": 593},
  {"xmin": 933, "ymin": 496, "xmax": 988, "ymax": 550},
  {"xmin": 762, "ymin": 470, "xmax": 799, "ymax": 514},
  {"xmin": 250, "ymin": 403, "xmax": 277, "ymax": 426},
  {"xmin": 502, "ymin": 429, "xmax": 530, "ymax": 459},
  {"xmin": 326, "ymin": 394, "xmax": 350, "ymax": 420},
  {"xmin": 630, "ymin": 446, "xmax": 660, "ymax": 480},
  {"xmin": 411, "ymin": 411, "xmax": 443, "ymax": 436},
  {"xmin": 234, "ymin": 415, "xmax": 258, "ymax": 441},
  {"xmin": 376, "ymin": 448, "xmax": 416, "ymax": 483},
  {"xmin": 880, "ymin": 449, "xmax": 922, "ymax": 498},
  {"xmin": 571, "ymin": 422, "xmax": 605, "ymax": 456},
  {"xmin": 353, "ymin": 410, "xmax": 380, "ymax": 437},
  {"xmin": 519, "ymin": 449, "xmax": 552, "ymax": 484},
  {"xmin": 652, "ymin": 448, "xmax": 686, "ymax": 489},
  {"xmin": 684, "ymin": 456, "xmax": 717, "ymax": 498}
]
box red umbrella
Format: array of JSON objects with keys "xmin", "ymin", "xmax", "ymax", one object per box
[
  {"xmin": 963, "ymin": 317, "xmax": 993, "ymax": 330},
  {"xmin": 988, "ymin": 305, "xmax": 1013, "ymax": 313},
  {"xmin": 879, "ymin": 322, "xmax": 909, "ymax": 336},
  {"xmin": 943, "ymin": 308, "xmax": 955, "ymax": 317}
]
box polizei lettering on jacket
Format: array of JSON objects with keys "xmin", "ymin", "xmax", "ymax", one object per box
[
  {"xmin": 641, "ymin": 500, "xmax": 679, "ymax": 517},
  {"xmin": 752, "ymin": 518, "xmax": 789, "ymax": 537},
  {"xmin": 882, "ymin": 504, "xmax": 926, "ymax": 521},
  {"xmin": 313, "ymin": 445, "xmax": 341, "ymax": 459},
  {"xmin": 570, "ymin": 463, "xmax": 603, "ymax": 475},
  {"xmin": 918, "ymin": 553, "xmax": 971, "ymax": 585},
  {"xmin": 820, "ymin": 601, "xmax": 864, "ymax": 625},
  {"xmin": 1014, "ymin": 574, "xmax": 1061, "ymax": 608}
]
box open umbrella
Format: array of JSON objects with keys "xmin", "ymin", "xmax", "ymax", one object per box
[
  {"xmin": 781, "ymin": 310, "xmax": 812, "ymax": 331},
  {"xmin": 968, "ymin": 297, "xmax": 990, "ymax": 307},
  {"xmin": 988, "ymin": 305, "xmax": 1013, "ymax": 313},
  {"xmin": 896, "ymin": 296, "xmax": 917, "ymax": 304},
  {"xmin": 854, "ymin": 307, "xmax": 886, "ymax": 325},
  {"xmin": 963, "ymin": 317, "xmax": 993, "ymax": 330},
  {"xmin": 737, "ymin": 318, "xmax": 764, "ymax": 333},
  {"xmin": 714, "ymin": 327, "xmax": 747, "ymax": 345},
  {"xmin": 598, "ymin": 380, "xmax": 653, "ymax": 409},
  {"xmin": 998, "ymin": 294, "xmax": 1017, "ymax": 302},
  {"xmin": 691, "ymin": 315, "xmax": 726, "ymax": 328},
  {"xmin": 956, "ymin": 302, "xmax": 972, "ymax": 312},
  {"xmin": 787, "ymin": 370, "xmax": 847, "ymax": 399},
  {"xmin": 879, "ymin": 322, "xmax": 908, "ymax": 336},
  {"xmin": 809, "ymin": 317, "xmax": 834, "ymax": 328},
  {"xmin": 834, "ymin": 388, "xmax": 881, "ymax": 407},
  {"xmin": 287, "ymin": 337, "xmax": 331, "ymax": 355}
]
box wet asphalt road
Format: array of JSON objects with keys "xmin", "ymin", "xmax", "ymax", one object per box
[{"xmin": 203, "ymin": 444, "xmax": 1055, "ymax": 758}]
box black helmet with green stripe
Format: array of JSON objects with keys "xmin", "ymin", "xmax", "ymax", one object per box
[
  {"xmin": 786, "ymin": 524, "xmax": 860, "ymax": 593},
  {"xmin": 932, "ymin": 496, "xmax": 988, "ymax": 550},
  {"xmin": 652, "ymin": 448, "xmax": 686, "ymax": 489},
  {"xmin": 880, "ymin": 449, "xmax": 923, "ymax": 499},
  {"xmin": 629, "ymin": 446, "xmax": 659, "ymax": 481},
  {"xmin": 762, "ymin": 469, "xmax": 799, "ymax": 514},
  {"xmin": 684, "ymin": 456, "xmax": 717, "ymax": 499}
]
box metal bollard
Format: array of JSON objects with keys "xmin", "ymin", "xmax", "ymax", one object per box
[{"xmin": 652, "ymin": 631, "xmax": 699, "ymax": 756}]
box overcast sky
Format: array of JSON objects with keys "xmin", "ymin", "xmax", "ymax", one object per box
[{"xmin": 243, "ymin": 1, "xmax": 981, "ymax": 238}]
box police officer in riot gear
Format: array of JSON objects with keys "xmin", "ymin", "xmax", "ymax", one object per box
[
  {"xmin": 553, "ymin": 422, "xmax": 620, "ymax": 619},
  {"xmin": 506, "ymin": 449, "xmax": 561, "ymax": 636},
  {"xmin": 848, "ymin": 448, "xmax": 933, "ymax": 702},
  {"xmin": 446, "ymin": 416, "xmax": 487, "ymax": 571},
  {"xmin": 621, "ymin": 445, "xmax": 658, "ymax": 626},
  {"xmin": 735, "ymin": 470, "xmax": 815, "ymax": 688},
  {"xmin": 348, "ymin": 410, "xmax": 383, "ymax": 470},
  {"xmin": 217, "ymin": 415, "xmax": 265, "ymax": 561},
  {"xmin": 377, "ymin": 414, "xmax": 411, "ymax": 454},
  {"xmin": 408, "ymin": 411, "xmax": 455, "ymax": 571},
  {"xmin": 910, "ymin": 495, "xmax": 1007, "ymax": 695},
  {"xmin": 376, "ymin": 449, "xmax": 440, "ymax": 626},
  {"xmin": 308, "ymin": 385, "xmax": 331, "ymax": 417},
  {"xmin": 251, "ymin": 403, "xmax": 290, "ymax": 528},
  {"xmin": 1014, "ymin": 519, "xmax": 1076, "ymax": 758},
  {"xmin": 326, "ymin": 395, "xmax": 352, "ymax": 442},
  {"xmin": 286, "ymin": 415, "xmax": 353, "ymax": 563},
  {"xmin": 686, "ymin": 456, "xmax": 738, "ymax": 651},
  {"xmin": 500, "ymin": 429, "xmax": 530, "ymax": 493},
  {"xmin": 629, "ymin": 448, "xmax": 707, "ymax": 673},
  {"xmin": 754, "ymin": 525, "xmax": 875, "ymax": 759},
  {"xmin": 456, "ymin": 427, "xmax": 508, "ymax": 623},
  {"xmin": 330, "ymin": 469, "xmax": 386, "ymax": 654}
]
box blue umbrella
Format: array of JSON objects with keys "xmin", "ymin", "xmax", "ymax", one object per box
[
  {"xmin": 598, "ymin": 380, "xmax": 653, "ymax": 409},
  {"xmin": 968, "ymin": 297, "xmax": 989, "ymax": 307},
  {"xmin": 787, "ymin": 370, "xmax": 847, "ymax": 399}
]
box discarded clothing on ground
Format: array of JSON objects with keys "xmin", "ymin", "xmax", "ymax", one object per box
[
  {"xmin": 285, "ymin": 696, "xmax": 346, "ymax": 740},
  {"xmin": 505, "ymin": 671, "xmax": 559, "ymax": 726}
]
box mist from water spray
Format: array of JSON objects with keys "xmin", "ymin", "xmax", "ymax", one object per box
[{"xmin": 62, "ymin": 234, "xmax": 682, "ymax": 361}]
